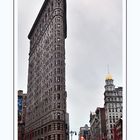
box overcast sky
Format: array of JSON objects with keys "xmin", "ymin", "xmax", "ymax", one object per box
[{"xmin": 18, "ymin": 0, "xmax": 122, "ymax": 139}]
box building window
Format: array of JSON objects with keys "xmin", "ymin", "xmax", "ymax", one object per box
[
  {"xmin": 57, "ymin": 112, "xmax": 60, "ymax": 120},
  {"xmin": 48, "ymin": 125, "xmax": 51, "ymax": 131},
  {"xmin": 57, "ymin": 103, "xmax": 60, "ymax": 108},
  {"xmin": 48, "ymin": 8, "xmax": 50, "ymax": 15},
  {"xmin": 57, "ymin": 68, "xmax": 61, "ymax": 74},
  {"xmin": 56, "ymin": 45, "xmax": 60, "ymax": 50},
  {"xmin": 44, "ymin": 126, "xmax": 47, "ymax": 133},
  {"xmin": 57, "ymin": 24, "xmax": 60, "ymax": 28},
  {"xmin": 57, "ymin": 123, "xmax": 60, "ymax": 130},
  {"xmin": 38, "ymin": 130, "xmax": 40, "ymax": 135},
  {"xmin": 41, "ymin": 128, "xmax": 43, "ymax": 134},
  {"xmin": 57, "ymin": 93, "xmax": 60, "ymax": 100},
  {"xmin": 57, "ymin": 76, "xmax": 60, "ymax": 82},
  {"xmin": 57, "ymin": 17, "xmax": 60, "ymax": 21},
  {"xmin": 57, "ymin": 134, "xmax": 60, "ymax": 140},
  {"xmin": 110, "ymin": 124, "xmax": 112, "ymax": 128},
  {"xmin": 53, "ymin": 134, "xmax": 55, "ymax": 140},
  {"xmin": 54, "ymin": 94, "xmax": 56, "ymax": 100},
  {"xmin": 57, "ymin": 38, "xmax": 60, "ymax": 42},
  {"xmin": 61, "ymin": 124, "xmax": 63, "ymax": 130},
  {"xmin": 57, "ymin": 30, "xmax": 60, "ymax": 36},
  {"xmin": 57, "ymin": 60, "xmax": 61, "ymax": 65},
  {"xmin": 53, "ymin": 103, "xmax": 56, "ymax": 109},
  {"xmin": 54, "ymin": 68, "xmax": 57, "ymax": 74},
  {"xmin": 57, "ymin": 85, "xmax": 61, "ymax": 91},
  {"xmin": 53, "ymin": 123, "xmax": 55, "ymax": 130},
  {"xmin": 54, "ymin": 85, "xmax": 56, "ymax": 91},
  {"xmin": 48, "ymin": 135, "xmax": 51, "ymax": 140},
  {"xmin": 35, "ymin": 131, "xmax": 37, "ymax": 136},
  {"xmin": 32, "ymin": 132, "xmax": 34, "ymax": 137}
]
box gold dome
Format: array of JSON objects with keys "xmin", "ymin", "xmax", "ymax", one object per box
[{"xmin": 105, "ymin": 73, "xmax": 113, "ymax": 80}]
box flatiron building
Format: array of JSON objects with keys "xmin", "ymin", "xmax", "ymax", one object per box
[{"xmin": 25, "ymin": 0, "xmax": 68, "ymax": 140}]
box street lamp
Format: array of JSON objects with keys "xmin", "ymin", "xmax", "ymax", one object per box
[{"xmin": 69, "ymin": 130, "xmax": 77, "ymax": 140}]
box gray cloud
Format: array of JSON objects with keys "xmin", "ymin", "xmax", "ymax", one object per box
[{"xmin": 18, "ymin": 0, "xmax": 122, "ymax": 139}]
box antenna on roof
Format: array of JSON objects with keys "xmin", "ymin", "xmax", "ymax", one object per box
[{"xmin": 107, "ymin": 64, "xmax": 110, "ymax": 74}]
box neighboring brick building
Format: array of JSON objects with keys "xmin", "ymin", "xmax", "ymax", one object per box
[
  {"xmin": 89, "ymin": 108, "xmax": 107, "ymax": 140},
  {"xmin": 18, "ymin": 90, "xmax": 27, "ymax": 140},
  {"xmin": 25, "ymin": 0, "xmax": 69, "ymax": 140},
  {"xmin": 113, "ymin": 119, "xmax": 122, "ymax": 140}
]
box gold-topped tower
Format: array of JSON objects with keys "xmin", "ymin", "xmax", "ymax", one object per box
[{"xmin": 105, "ymin": 73, "xmax": 113, "ymax": 80}]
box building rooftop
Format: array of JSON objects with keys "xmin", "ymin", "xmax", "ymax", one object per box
[{"xmin": 28, "ymin": 0, "xmax": 67, "ymax": 39}]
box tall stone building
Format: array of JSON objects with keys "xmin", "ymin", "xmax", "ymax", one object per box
[
  {"xmin": 25, "ymin": 0, "xmax": 69, "ymax": 140},
  {"xmin": 104, "ymin": 74, "xmax": 122, "ymax": 140}
]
